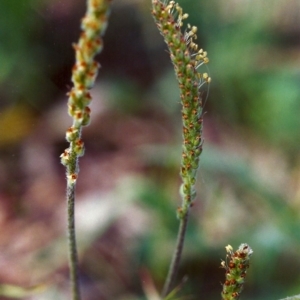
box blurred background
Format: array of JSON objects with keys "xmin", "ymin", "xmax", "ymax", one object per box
[{"xmin": 0, "ymin": 0, "xmax": 300, "ymax": 299}]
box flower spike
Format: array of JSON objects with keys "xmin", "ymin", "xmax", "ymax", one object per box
[
  {"xmin": 152, "ymin": 1, "xmax": 211, "ymax": 296},
  {"xmin": 221, "ymin": 244, "xmax": 253, "ymax": 300},
  {"xmin": 152, "ymin": 0, "xmax": 211, "ymax": 217},
  {"xmin": 60, "ymin": 1, "xmax": 112, "ymax": 299}
]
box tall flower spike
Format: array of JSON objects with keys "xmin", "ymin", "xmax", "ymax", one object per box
[
  {"xmin": 60, "ymin": 1, "xmax": 112, "ymax": 299},
  {"xmin": 152, "ymin": 0, "xmax": 211, "ymax": 218},
  {"xmin": 221, "ymin": 244, "xmax": 253, "ymax": 300},
  {"xmin": 152, "ymin": 1, "xmax": 211, "ymax": 297}
]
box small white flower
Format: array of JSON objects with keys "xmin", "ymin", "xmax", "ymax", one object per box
[{"xmin": 225, "ymin": 245, "xmax": 233, "ymax": 253}]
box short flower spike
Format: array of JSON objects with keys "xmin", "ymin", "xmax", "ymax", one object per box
[{"xmin": 221, "ymin": 244, "xmax": 253, "ymax": 300}]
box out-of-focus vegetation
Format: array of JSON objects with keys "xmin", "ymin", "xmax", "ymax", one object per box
[{"xmin": 0, "ymin": 0, "xmax": 300, "ymax": 299}]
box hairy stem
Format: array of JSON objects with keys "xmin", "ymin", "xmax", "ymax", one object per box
[
  {"xmin": 67, "ymin": 183, "xmax": 81, "ymax": 300},
  {"xmin": 60, "ymin": 1, "xmax": 112, "ymax": 298},
  {"xmin": 162, "ymin": 211, "xmax": 189, "ymax": 298},
  {"xmin": 151, "ymin": 0, "xmax": 210, "ymax": 296}
]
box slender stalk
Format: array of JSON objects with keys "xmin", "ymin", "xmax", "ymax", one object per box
[
  {"xmin": 60, "ymin": 1, "xmax": 112, "ymax": 299},
  {"xmin": 151, "ymin": 1, "xmax": 211, "ymax": 297},
  {"xmin": 67, "ymin": 183, "xmax": 81, "ymax": 300},
  {"xmin": 63, "ymin": 130, "xmax": 82, "ymax": 300},
  {"xmin": 161, "ymin": 211, "xmax": 189, "ymax": 298}
]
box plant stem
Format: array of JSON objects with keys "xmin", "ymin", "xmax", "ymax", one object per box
[
  {"xmin": 67, "ymin": 183, "xmax": 81, "ymax": 300},
  {"xmin": 161, "ymin": 211, "xmax": 189, "ymax": 298},
  {"xmin": 151, "ymin": 1, "xmax": 210, "ymax": 297},
  {"xmin": 60, "ymin": 1, "xmax": 111, "ymax": 298}
]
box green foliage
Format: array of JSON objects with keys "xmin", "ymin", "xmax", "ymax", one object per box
[
  {"xmin": 178, "ymin": 0, "xmax": 300, "ymax": 156},
  {"xmin": 0, "ymin": 1, "xmax": 51, "ymax": 107}
]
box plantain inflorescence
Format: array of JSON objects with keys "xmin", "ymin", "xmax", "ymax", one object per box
[
  {"xmin": 60, "ymin": 0, "xmax": 111, "ymax": 184},
  {"xmin": 221, "ymin": 244, "xmax": 253, "ymax": 300},
  {"xmin": 152, "ymin": 0, "xmax": 211, "ymax": 218},
  {"xmin": 60, "ymin": 1, "xmax": 112, "ymax": 299}
]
